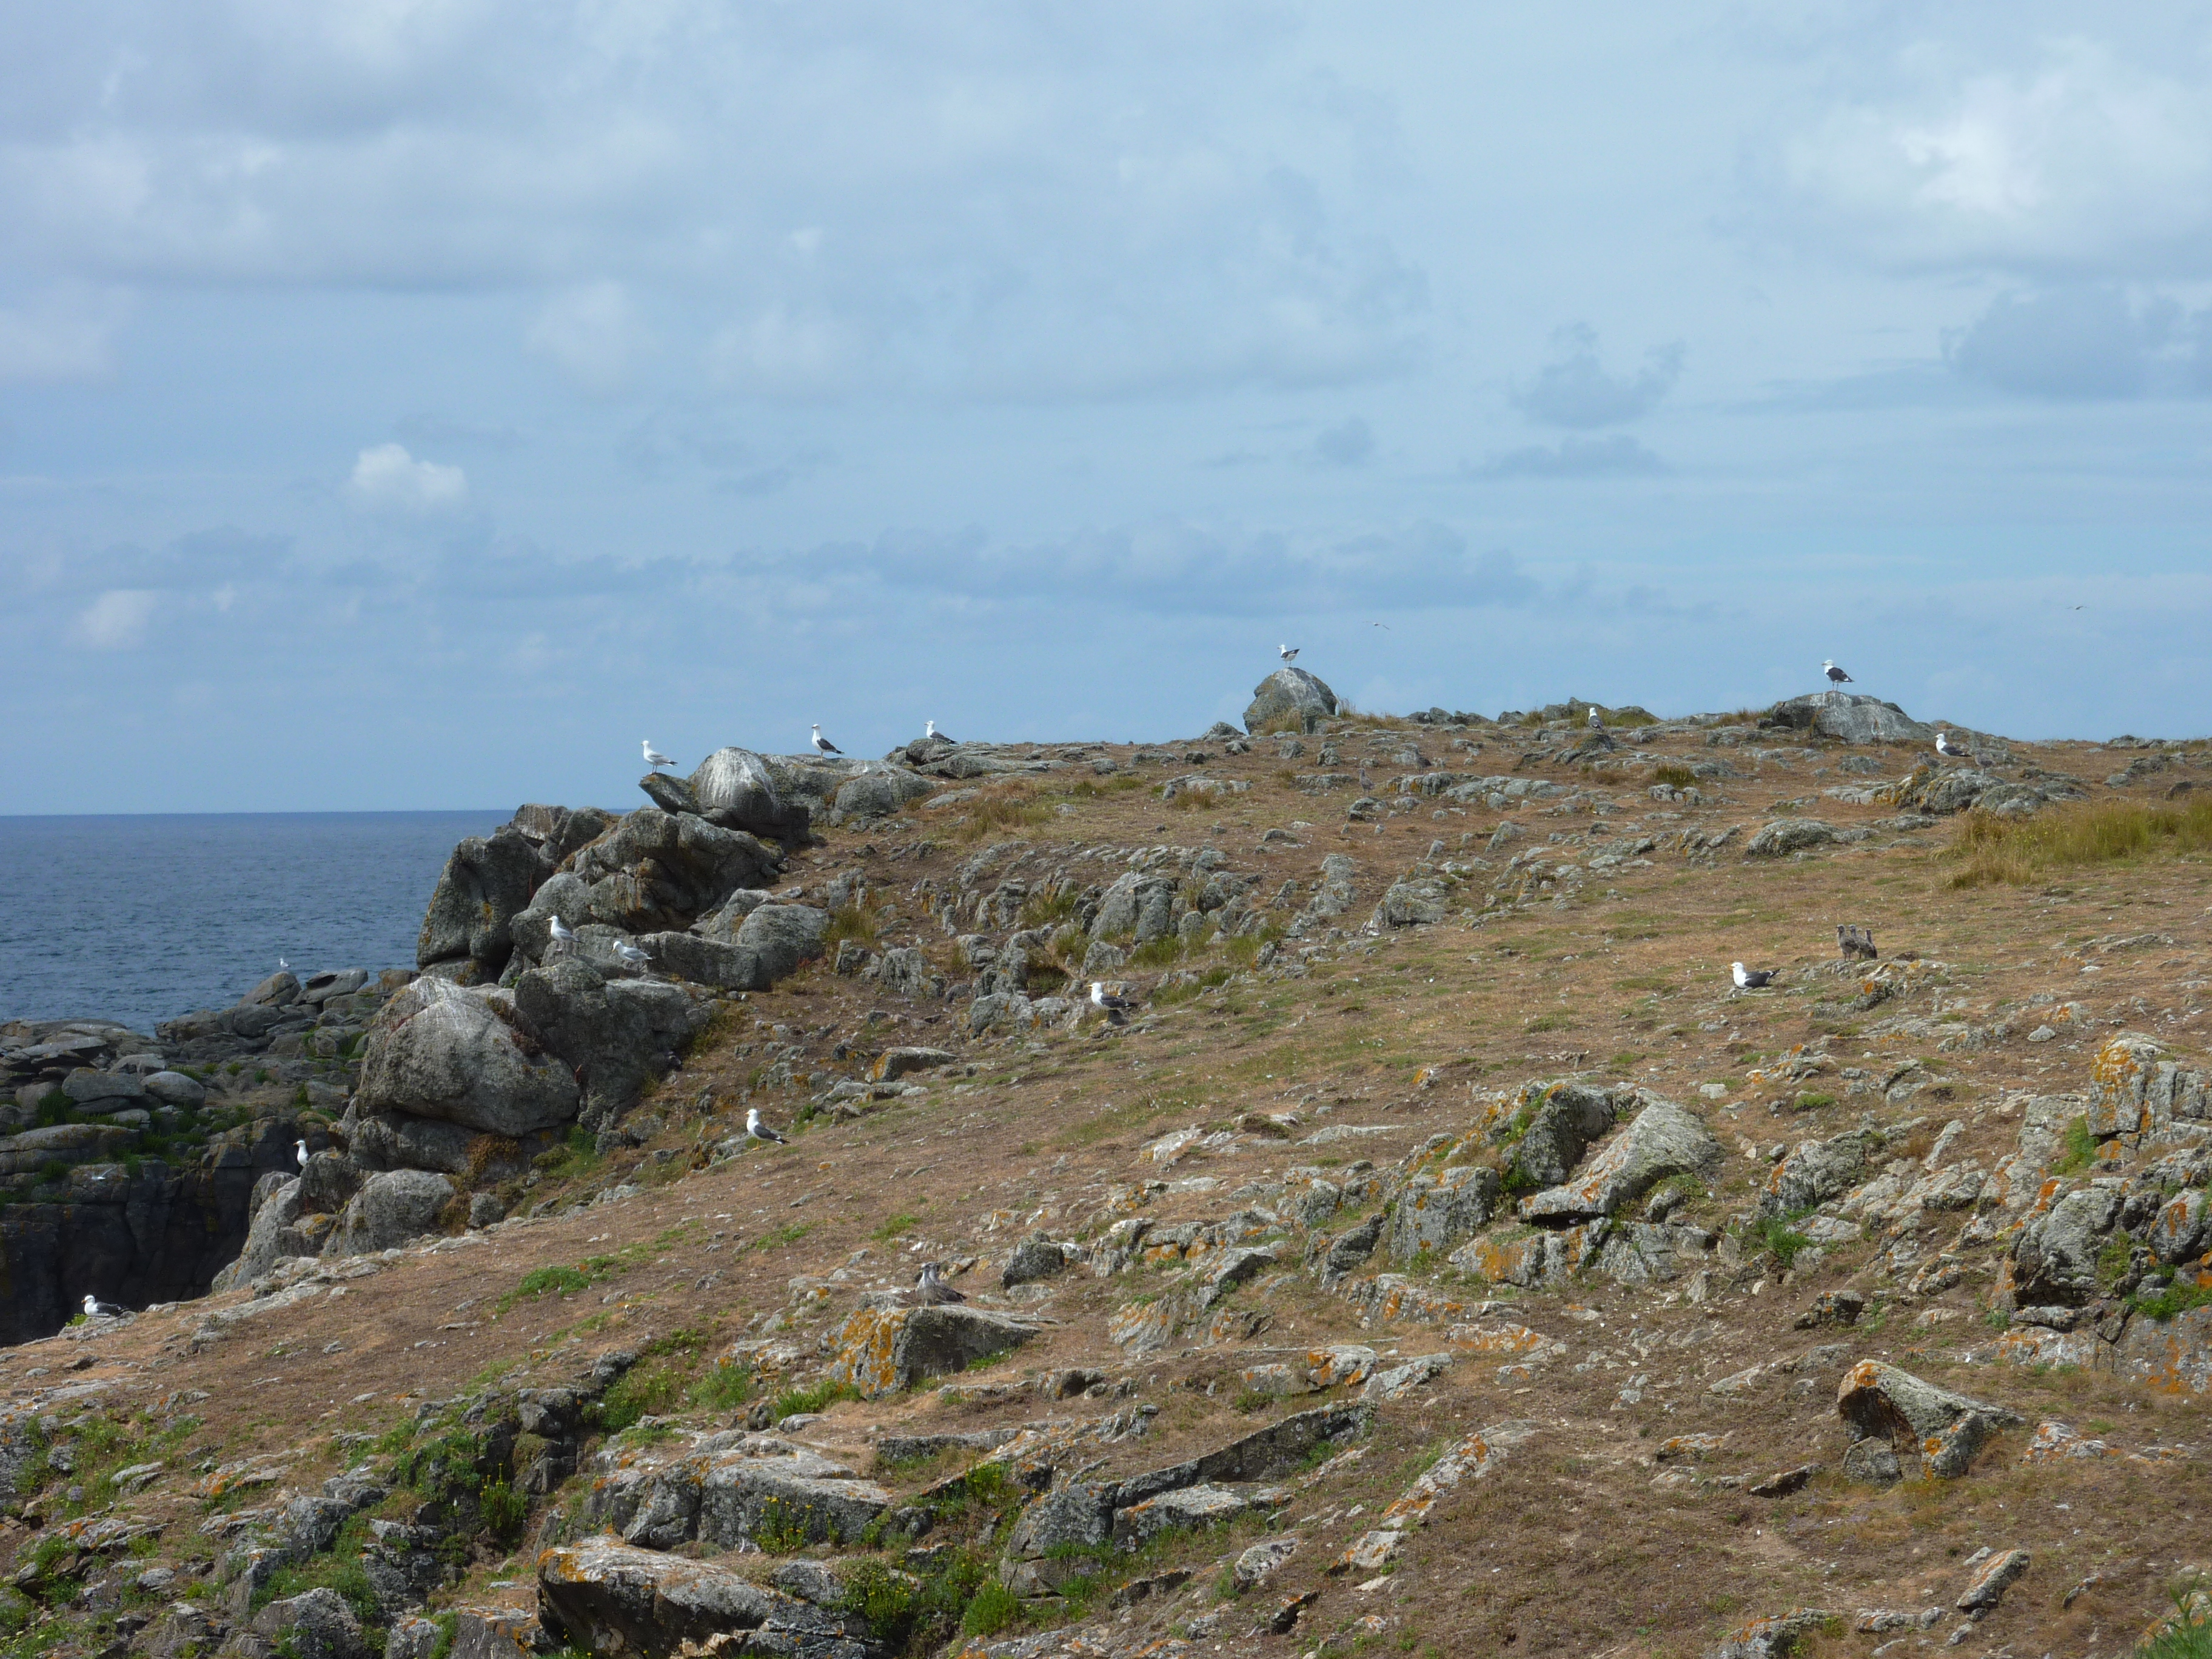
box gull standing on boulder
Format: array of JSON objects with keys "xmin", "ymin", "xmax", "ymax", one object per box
[
  {"xmin": 612, "ymin": 939, "xmax": 650, "ymax": 973},
  {"xmin": 745, "ymin": 1106, "xmax": 788, "ymax": 1145},
  {"xmin": 926, "ymin": 720, "xmax": 954, "ymax": 742},
  {"xmin": 1279, "ymin": 644, "xmax": 1299, "ymax": 663},
  {"xmin": 643, "ymin": 740, "xmax": 677, "ymax": 771},
  {"xmin": 82, "ymin": 1293, "xmax": 126, "ymax": 1319},
  {"xmin": 1587, "ymin": 706, "xmax": 1603, "ymax": 729},
  {"xmin": 1822, "ymin": 660, "xmax": 1852, "ymax": 688},
  {"xmin": 548, "ymin": 914, "xmax": 575, "ymax": 957},
  {"xmin": 810, "ymin": 724, "xmax": 843, "ymax": 757},
  {"xmin": 1732, "ymin": 962, "xmax": 1778, "ymax": 990},
  {"xmin": 296, "ymin": 1139, "xmax": 309, "ymax": 1171},
  {"xmin": 1936, "ymin": 730, "xmax": 1960, "ymax": 759}
]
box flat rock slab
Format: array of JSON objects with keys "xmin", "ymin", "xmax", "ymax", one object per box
[
  {"xmin": 827, "ymin": 1305, "xmax": 1043, "ymax": 1398},
  {"xmin": 537, "ymin": 1535, "xmax": 873, "ymax": 1659}
]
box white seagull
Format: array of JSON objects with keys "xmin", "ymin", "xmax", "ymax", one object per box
[
  {"xmin": 82, "ymin": 1293, "xmax": 126, "ymax": 1319},
  {"xmin": 1731, "ymin": 962, "xmax": 1778, "ymax": 990},
  {"xmin": 926, "ymin": 719, "xmax": 953, "ymax": 742},
  {"xmin": 811, "ymin": 724, "xmax": 843, "ymax": 757},
  {"xmin": 612, "ymin": 939, "xmax": 651, "ymax": 972},
  {"xmin": 1586, "ymin": 706, "xmax": 1603, "ymax": 729},
  {"xmin": 643, "ymin": 740, "xmax": 677, "ymax": 771},
  {"xmin": 914, "ymin": 1263, "xmax": 965, "ymax": 1305},
  {"xmin": 1279, "ymin": 644, "xmax": 1299, "ymax": 663},
  {"xmin": 745, "ymin": 1106, "xmax": 788, "ymax": 1145},
  {"xmin": 548, "ymin": 914, "xmax": 575, "ymax": 956},
  {"xmin": 1936, "ymin": 731, "xmax": 1960, "ymax": 759},
  {"xmin": 1822, "ymin": 660, "xmax": 1852, "ymax": 687},
  {"xmin": 1088, "ymin": 981, "xmax": 1137, "ymax": 1026},
  {"xmin": 296, "ymin": 1139, "xmax": 309, "ymax": 1171}
]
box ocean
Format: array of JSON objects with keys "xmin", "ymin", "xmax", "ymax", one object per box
[{"xmin": 0, "ymin": 812, "xmax": 511, "ymax": 1034}]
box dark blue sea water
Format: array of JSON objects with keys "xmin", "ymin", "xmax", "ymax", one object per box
[{"xmin": 0, "ymin": 813, "xmax": 509, "ymax": 1033}]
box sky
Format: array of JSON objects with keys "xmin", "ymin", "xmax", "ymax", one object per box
[{"xmin": 6, "ymin": 2, "xmax": 2212, "ymax": 813}]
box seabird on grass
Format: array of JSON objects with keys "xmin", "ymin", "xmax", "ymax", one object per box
[
  {"xmin": 1936, "ymin": 730, "xmax": 1960, "ymax": 759},
  {"xmin": 914, "ymin": 1262, "xmax": 965, "ymax": 1305},
  {"xmin": 82, "ymin": 1293, "xmax": 126, "ymax": 1319},
  {"xmin": 1279, "ymin": 644, "xmax": 1299, "ymax": 663},
  {"xmin": 1836, "ymin": 924, "xmax": 1877, "ymax": 960},
  {"xmin": 296, "ymin": 1139, "xmax": 309, "ymax": 1171},
  {"xmin": 643, "ymin": 740, "xmax": 677, "ymax": 771},
  {"xmin": 811, "ymin": 724, "xmax": 843, "ymax": 757},
  {"xmin": 926, "ymin": 720, "xmax": 953, "ymax": 742},
  {"xmin": 548, "ymin": 915, "xmax": 575, "ymax": 957},
  {"xmin": 1822, "ymin": 660, "xmax": 1852, "ymax": 687},
  {"xmin": 745, "ymin": 1106, "xmax": 788, "ymax": 1145},
  {"xmin": 1732, "ymin": 962, "xmax": 1778, "ymax": 989},
  {"xmin": 1088, "ymin": 981, "xmax": 1137, "ymax": 1027}
]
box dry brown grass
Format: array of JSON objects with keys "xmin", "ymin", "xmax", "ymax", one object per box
[
  {"xmin": 1945, "ymin": 796, "xmax": 2212, "ymax": 887},
  {"xmin": 948, "ymin": 782, "xmax": 1053, "ymax": 843}
]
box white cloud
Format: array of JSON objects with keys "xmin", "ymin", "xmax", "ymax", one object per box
[
  {"xmin": 526, "ymin": 280, "xmax": 651, "ymax": 394},
  {"xmin": 71, "ymin": 588, "xmax": 156, "ymax": 649},
  {"xmin": 1766, "ymin": 38, "xmax": 2212, "ymax": 276},
  {"xmin": 346, "ymin": 442, "xmax": 468, "ymax": 513},
  {"xmin": 1511, "ymin": 326, "xmax": 1683, "ymax": 429}
]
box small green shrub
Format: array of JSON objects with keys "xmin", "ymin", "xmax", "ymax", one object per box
[
  {"xmin": 1128, "ymin": 936, "xmax": 1185, "ymax": 970},
  {"xmin": 688, "ymin": 1360, "xmax": 754, "ymax": 1412},
  {"xmin": 480, "ymin": 1479, "xmax": 527, "ymax": 1540},
  {"xmin": 2132, "ymin": 1281, "xmax": 2212, "ymax": 1323},
  {"xmin": 2054, "ymin": 1115, "xmax": 2100, "ymax": 1175},
  {"xmin": 959, "ymin": 1580, "xmax": 1022, "ymax": 1639},
  {"xmin": 771, "ymin": 1378, "xmax": 859, "ymax": 1421},
  {"xmin": 514, "ymin": 1265, "xmax": 589, "ymax": 1300},
  {"xmin": 751, "ymin": 1496, "xmax": 813, "ymax": 1554},
  {"xmin": 1749, "ymin": 1212, "xmax": 1814, "ymax": 1270}
]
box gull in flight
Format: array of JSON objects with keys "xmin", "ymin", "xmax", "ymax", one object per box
[
  {"xmin": 1089, "ymin": 981, "xmax": 1137, "ymax": 1027},
  {"xmin": 914, "ymin": 1262, "xmax": 965, "ymax": 1305},
  {"xmin": 643, "ymin": 740, "xmax": 677, "ymax": 771},
  {"xmin": 745, "ymin": 1106, "xmax": 788, "ymax": 1145},
  {"xmin": 548, "ymin": 915, "xmax": 575, "ymax": 957},
  {"xmin": 1279, "ymin": 644, "xmax": 1299, "ymax": 663},
  {"xmin": 1732, "ymin": 962, "xmax": 1778, "ymax": 990},
  {"xmin": 82, "ymin": 1293, "xmax": 127, "ymax": 1319},
  {"xmin": 927, "ymin": 719, "xmax": 954, "ymax": 742},
  {"xmin": 811, "ymin": 724, "xmax": 843, "ymax": 757},
  {"xmin": 1822, "ymin": 660, "xmax": 1852, "ymax": 687},
  {"xmin": 296, "ymin": 1139, "xmax": 309, "ymax": 1171}
]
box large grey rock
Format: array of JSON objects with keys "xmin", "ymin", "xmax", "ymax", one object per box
[
  {"xmin": 0, "ymin": 1122, "xmax": 134, "ymax": 1176},
  {"xmin": 1744, "ymin": 819, "xmax": 1839, "ymax": 857},
  {"xmin": 1090, "ymin": 873, "xmax": 1176, "ymax": 942},
  {"xmin": 1762, "ymin": 692, "xmax": 1935, "ymax": 744},
  {"xmin": 1836, "ymin": 1361, "xmax": 2021, "ymax": 1479},
  {"xmin": 211, "ymin": 1176, "xmax": 319, "ymax": 1290},
  {"xmin": 686, "ymin": 748, "xmax": 817, "ymax": 846},
  {"xmin": 1386, "ymin": 1165, "xmax": 1500, "ymax": 1263},
  {"xmin": 873, "ymin": 948, "xmax": 943, "ymax": 999},
  {"xmin": 1505, "ymin": 1082, "xmax": 1620, "ymax": 1189},
  {"xmin": 511, "ymin": 957, "xmax": 708, "ymax": 1136},
  {"xmin": 2010, "ymin": 1184, "xmax": 2124, "ymax": 1303},
  {"xmin": 688, "ymin": 888, "xmax": 775, "ymax": 943},
  {"xmin": 346, "ymin": 1111, "xmax": 535, "ymax": 1179},
  {"xmin": 1521, "ymin": 1097, "xmax": 1721, "ymax": 1221},
  {"xmin": 568, "ymin": 809, "xmax": 783, "ymax": 934},
  {"xmin": 142, "ymin": 1070, "xmax": 207, "ymax": 1108},
  {"xmin": 355, "ymin": 977, "xmax": 580, "ymax": 1137},
  {"xmin": 506, "ymin": 871, "xmax": 592, "ymax": 967},
  {"xmin": 327, "ymin": 1170, "xmax": 455, "ymax": 1258},
  {"xmin": 1110, "ymin": 1482, "xmax": 1255, "ymax": 1549},
  {"xmin": 640, "ymin": 932, "xmax": 763, "ymax": 992},
  {"xmin": 417, "ymin": 826, "xmax": 544, "ymax": 980},
  {"xmin": 62, "ymin": 1068, "xmax": 144, "ymax": 1107},
  {"xmin": 733, "ymin": 905, "xmax": 830, "ymax": 982},
  {"xmin": 244, "ymin": 970, "xmax": 303, "ymax": 1008},
  {"xmin": 1114, "ymin": 1403, "xmax": 1373, "ymax": 1504},
  {"xmin": 1002, "ymin": 1235, "xmax": 1073, "ymax": 1289},
  {"xmin": 509, "ymin": 803, "xmax": 618, "ymax": 868},
  {"xmin": 826, "ymin": 1304, "xmax": 1044, "ymax": 1396},
  {"xmin": 249, "ymin": 1587, "xmax": 368, "ymax": 1659},
  {"xmin": 697, "ymin": 1458, "xmax": 892, "ymax": 1550},
  {"xmin": 1706, "ymin": 1609, "xmax": 1840, "ymax": 1659},
  {"xmin": 1244, "ymin": 667, "xmax": 1339, "ymax": 734},
  {"xmin": 2150, "ymin": 1188, "xmax": 2211, "ymax": 1266},
  {"xmin": 537, "ymin": 1537, "xmax": 870, "ymax": 1659},
  {"xmin": 833, "ymin": 767, "xmax": 936, "ymax": 821},
  {"xmin": 1763, "ymin": 1130, "xmax": 1879, "ymax": 1216}
]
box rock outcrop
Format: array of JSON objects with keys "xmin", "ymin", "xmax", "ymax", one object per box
[{"xmin": 1244, "ymin": 667, "xmax": 1339, "ymax": 734}]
